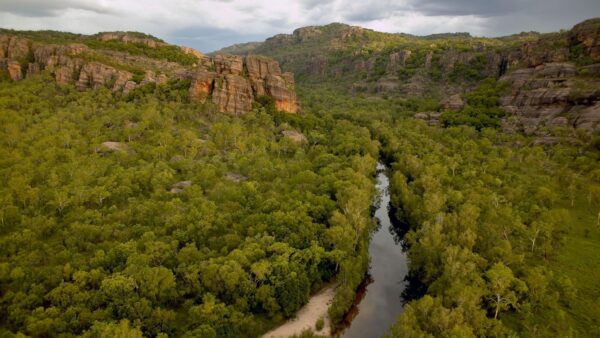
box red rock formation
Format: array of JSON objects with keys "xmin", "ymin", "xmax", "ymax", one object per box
[{"xmin": 211, "ymin": 74, "xmax": 254, "ymax": 114}]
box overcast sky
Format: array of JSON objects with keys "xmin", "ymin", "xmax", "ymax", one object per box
[{"xmin": 1, "ymin": 0, "xmax": 599, "ymax": 52}]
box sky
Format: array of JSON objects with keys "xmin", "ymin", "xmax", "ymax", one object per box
[{"xmin": 0, "ymin": 0, "xmax": 599, "ymax": 53}]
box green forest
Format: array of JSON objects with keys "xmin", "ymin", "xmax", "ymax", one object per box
[
  {"xmin": 1, "ymin": 16, "xmax": 600, "ymax": 338},
  {"xmin": 0, "ymin": 75, "xmax": 379, "ymax": 337}
]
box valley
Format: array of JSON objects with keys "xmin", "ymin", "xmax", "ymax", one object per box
[{"xmin": 0, "ymin": 14, "xmax": 599, "ymax": 338}]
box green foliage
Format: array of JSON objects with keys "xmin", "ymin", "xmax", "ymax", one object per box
[
  {"xmin": 442, "ymin": 78, "xmax": 508, "ymax": 130},
  {"xmin": 83, "ymin": 39, "xmax": 198, "ymax": 66},
  {"xmin": 376, "ymin": 114, "xmax": 600, "ymax": 336},
  {"xmin": 0, "ymin": 76, "xmax": 378, "ymax": 337},
  {"xmin": 315, "ymin": 317, "xmax": 325, "ymax": 331}
]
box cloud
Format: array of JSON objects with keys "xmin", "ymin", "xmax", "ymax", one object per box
[
  {"xmin": 0, "ymin": 0, "xmax": 113, "ymax": 17},
  {"xmin": 0, "ymin": 0, "xmax": 599, "ymax": 51}
]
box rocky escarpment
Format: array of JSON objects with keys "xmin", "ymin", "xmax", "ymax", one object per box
[
  {"xmin": 189, "ymin": 54, "xmax": 299, "ymax": 114},
  {"xmin": 0, "ymin": 32, "xmax": 299, "ymax": 115},
  {"xmin": 500, "ymin": 62, "xmax": 600, "ymax": 134}
]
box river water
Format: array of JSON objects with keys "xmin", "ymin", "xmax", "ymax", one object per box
[{"xmin": 339, "ymin": 163, "xmax": 409, "ymax": 338}]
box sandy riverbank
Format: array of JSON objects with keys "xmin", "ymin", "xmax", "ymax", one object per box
[{"xmin": 263, "ymin": 284, "xmax": 337, "ymax": 338}]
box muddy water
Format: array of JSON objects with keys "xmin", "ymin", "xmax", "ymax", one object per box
[{"xmin": 338, "ymin": 163, "xmax": 409, "ymax": 338}]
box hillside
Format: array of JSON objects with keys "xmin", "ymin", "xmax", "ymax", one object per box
[
  {"xmin": 0, "ymin": 30, "xmax": 299, "ymax": 114},
  {"xmin": 217, "ymin": 19, "xmax": 600, "ymax": 138}
]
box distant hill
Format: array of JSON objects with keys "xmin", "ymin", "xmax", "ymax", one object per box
[{"xmin": 215, "ymin": 19, "xmax": 600, "ymax": 135}]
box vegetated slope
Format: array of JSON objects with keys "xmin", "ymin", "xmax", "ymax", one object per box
[
  {"xmin": 218, "ymin": 19, "xmax": 600, "ymax": 139},
  {"xmin": 0, "ymin": 72, "xmax": 379, "ymax": 336}
]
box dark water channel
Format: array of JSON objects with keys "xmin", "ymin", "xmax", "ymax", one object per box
[{"xmin": 338, "ymin": 163, "xmax": 409, "ymax": 338}]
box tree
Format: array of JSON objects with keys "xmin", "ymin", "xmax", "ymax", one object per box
[{"xmin": 485, "ymin": 263, "xmax": 524, "ymax": 319}]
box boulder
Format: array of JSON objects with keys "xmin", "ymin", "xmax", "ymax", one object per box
[
  {"xmin": 441, "ymin": 94, "xmax": 465, "ymax": 110},
  {"xmin": 169, "ymin": 181, "xmax": 192, "ymax": 194},
  {"xmin": 100, "ymin": 141, "xmax": 128, "ymax": 153},
  {"xmin": 414, "ymin": 112, "xmax": 442, "ymax": 126},
  {"xmin": 225, "ymin": 172, "xmax": 248, "ymax": 182},
  {"xmin": 281, "ymin": 130, "xmax": 307, "ymax": 142}
]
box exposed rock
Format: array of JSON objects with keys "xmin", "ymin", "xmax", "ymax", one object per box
[
  {"xmin": 414, "ymin": 111, "xmax": 442, "ymax": 125},
  {"xmin": 212, "ymin": 74, "xmax": 254, "ymax": 114},
  {"xmin": 439, "ymin": 50, "xmax": 475, "ymax": 73},
  {"xmin": 26, "ymin": 62, "xmax": 40, "ymax": 77},
  {"xmin": 441, "ymin": 94, "xmax": 465, "ymax": 110},
  {"xmin": 569, "ymin": 18, "xmax": 600, "ymax": 62},
  {"xmin": 534, "ymin": 62, "xmax": 577, "ymax": 78},
  {"xmin": 246, "ymin": 55, "xmax": 281, "ymax": 78},
  {"xmin": 500, "ymin": 60, "xmax": 600, "ymax": 134},
  {"xmin": 1, "ymin": 34, "xmax": 299, "ymax": 115},
  {"xmin": 532, "ymin": 137, "xmax": 560, "ymax": 146},
  {"xmin": 77, "ymin": 62, "xmax": 133, "ymax": 91},
  {"xmin": 580, "ymin": 63, "xmax": 600, "ymax": 76},
  {"xmin": 387, "ymin": 50, "xmax": 411, "ymax": 73},
  {"xmin": 293, "ymin": 26, "xmax": 323, "ymax": 42},
  {"xmin": 225, "ymin": 172, "xmax": 248, "ymax": 183},
  {"xmin": 281, "ymin": 130, "xmax": 307, "ymax": 142},
  {"xmin": 6, "ymin": 60, "xmax": 22, "ymax": 81},
  {"xmin": 376, "ymin": 77, "xmax": 400, "ymax": 93},
  {"xmin": 180, "ymin": 46, "xmax": 205, "ymax": 60},
  {"xmin": 189, "ymin": 71, "xmax": 216, "ymax": 102},
  {"xmin": 100, "ymin": 141, "xmax": 128, "ymax": 153},
  {"xmin": 169, "ymin": 180, "xmax": 192, "ymax": 194},
  {"xmin": 214, "ymin": 54, "xmax": 244, "ymax": 75},
  {"xmin": 424, "ymin": 51, "xmax": 433, "ymax": 70},
  {"xmin": 400, "ymin": 74, "xmax": 428, "ymax": 97},
  {"xmin": 575, "ymin": 102, "xmax": 600, "ymax": 132},
  {"xmin": 7, "ymin": 36, "xmax": 30, "ymax": 60},
  {"xmin": 97, "ymin": 32, "xmax": 163, "ymax": 48},
  {"xmin": 265, "ymin": 74, "xmax": 299, "ymax": 113}
]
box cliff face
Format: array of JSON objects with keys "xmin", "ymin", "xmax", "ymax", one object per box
[
  {"xmin": 216, "ymin": 18, "xmax": 600, "ymax": 134},
  {"xmin": 0, "ymin": 32, "xmax": 299, "ymax": 115}
]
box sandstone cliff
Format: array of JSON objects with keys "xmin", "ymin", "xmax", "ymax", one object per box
[{"xmin": 0, "ymin": 32, "xmax": 299, "ymax": 115}]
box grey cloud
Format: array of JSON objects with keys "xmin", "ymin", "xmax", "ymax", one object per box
[
  {"xmin": 168, "ymin": 26, "xmax": 269, "ymax": 53},
  {"xmin": 0, "ymin": 0, "xmax": 113, "ymax": 17},
  {"xmin": 405, "ymin": 0, "xmax": 519, "ymax": 17}
]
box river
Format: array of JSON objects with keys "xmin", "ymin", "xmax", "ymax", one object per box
[{"xmin": 337, "ymin": 163, "xmax": 409, "ymax": 338}]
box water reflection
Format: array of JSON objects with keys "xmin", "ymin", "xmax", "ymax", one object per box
[{"xmin": 336, "ymin": 165, "xmax": 410, "ymax": 338}]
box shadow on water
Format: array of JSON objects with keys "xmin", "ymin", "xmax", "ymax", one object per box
[
  {"xmin": 334, "ymin": 164, "xmax": 415, "ymax": 338},
  {"xmin": 388, "ymin": 194, "xmax": 428, "ymax": 305}
]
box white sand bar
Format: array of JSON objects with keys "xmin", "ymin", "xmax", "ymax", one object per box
[{"xmin": 263, "ymin": 284, "xmax": 337, "ymax": 338}]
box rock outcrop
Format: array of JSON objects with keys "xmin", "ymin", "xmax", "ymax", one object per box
[
  {"xmin": 0, "ymin": 33, "xmax": 299, "ymax": 115},
  {"xmin": 569, "ymin": 18, "xmax": 600, "ymax": 62},
  {"xmin": 188, "ymin": 54, "xmax": 299, "ymax": 114},
  {"xmin": 441, "ymin": 94, "xmax": 465, "ymax": 110},
  {"xmin": 500, "ymin": 62, "xmax": 600, "ymax": 134}
]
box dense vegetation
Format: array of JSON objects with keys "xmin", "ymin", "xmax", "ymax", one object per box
[
  {"xmin": 2, "ymin": 20, "xmax": 600, "ymax": 337},
  {"xmin": 296, "ymin": 82, "xmax": 600, "ymax": 336},
  {"xmin": 441, "ymin": 79, "xmax": 508, "ymax": 130},
  {"xmin": 0, "ymin": 75, "xmax": 378, "ymax": 337}
]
